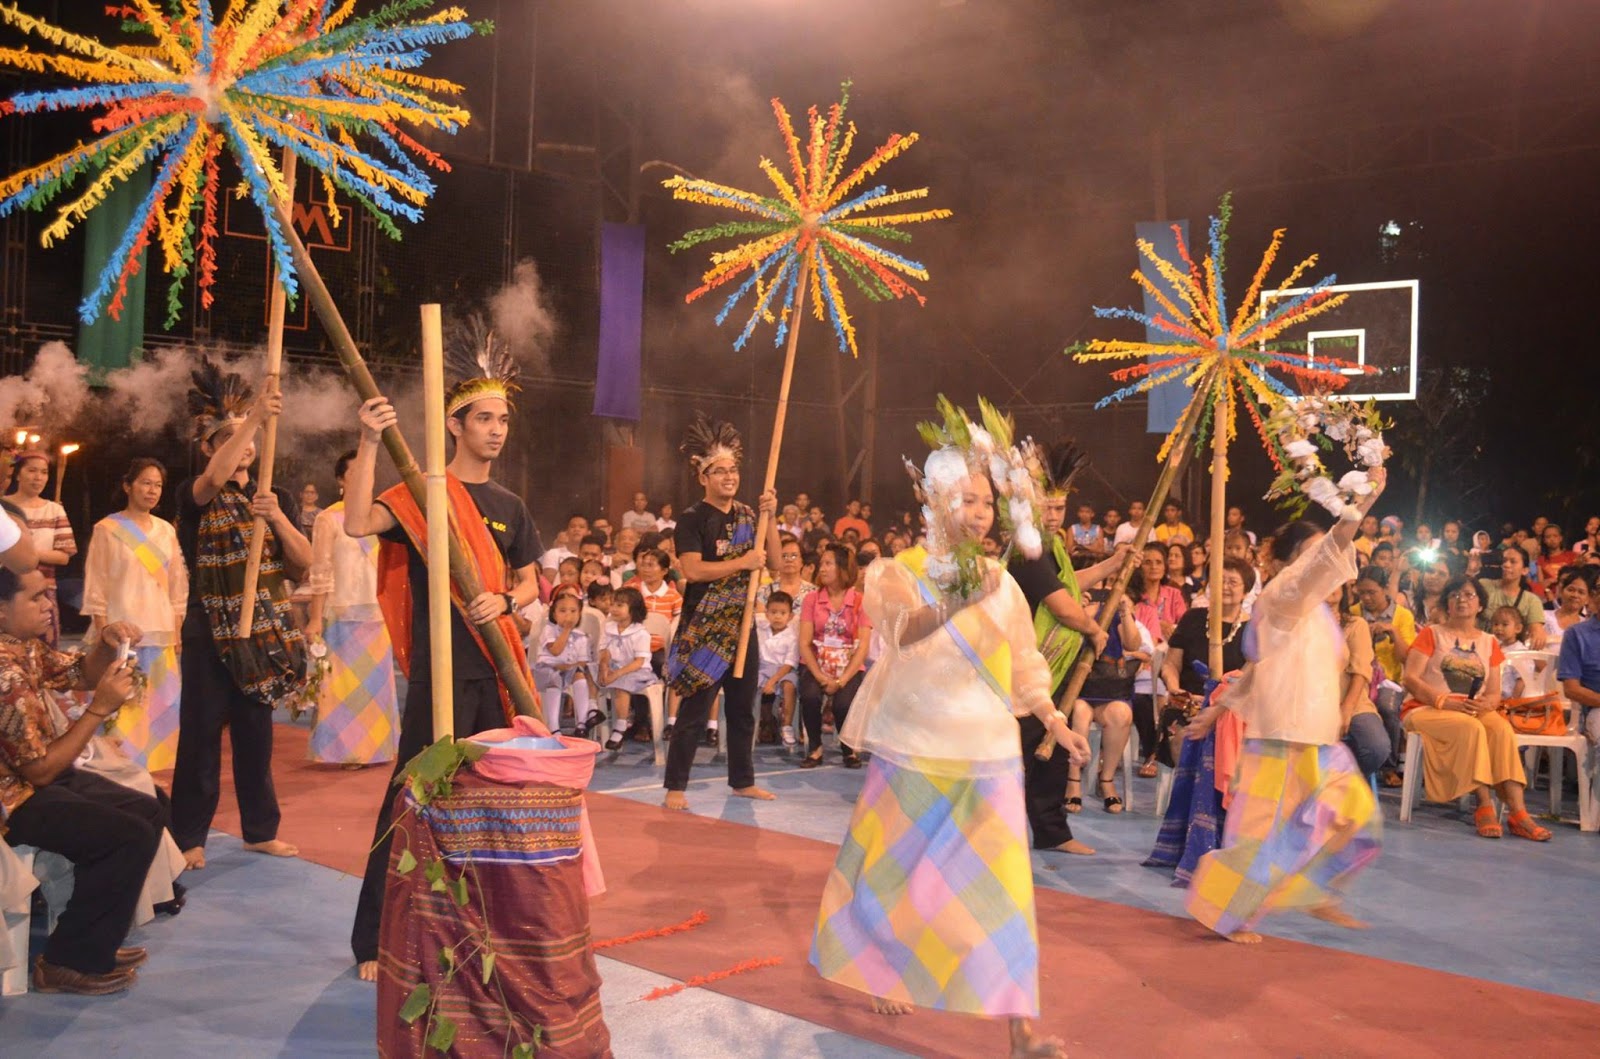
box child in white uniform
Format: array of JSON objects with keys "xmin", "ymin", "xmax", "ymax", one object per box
[
  {"xmin": 600, "ymin": 586, "xmax": 656, "ymax": 749},
  {"xmin": 757, "ymin": 591, "xmax": 800, "ymax": 747},
  {"xmin": 531, "ymin": 593, "xmax": 594, "ymax": 734}
]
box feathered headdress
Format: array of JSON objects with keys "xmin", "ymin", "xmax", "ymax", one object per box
[
  {"xmin": 906, "ymin": 395, "xmax": 1047, "ymax": 597},
  {"xmin": 445, "ymin": 313, "xmax": 522, "ymax": 418},
  {"xmin": 1041, "ymin": 439, "xmax": 1090, "ymax": 497},
  {"xmin": 188, "ymin": 356, "xmax": 253, "ymax": 442},
  {"xmin": 680, "ymin": 412, "xmax": 743, "ymax": 474}
]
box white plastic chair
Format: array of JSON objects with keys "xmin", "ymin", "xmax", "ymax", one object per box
[
  {"xmin": 1084, "ymin": 719, "xmax": 1137, "ymax": 812},
  {"xmin": 0, "ymin": 843, "xmax": 37, "ymax": 997},
  {"xmin": 597, "ymin": 684, "xmax": 666, "ymax": 767},
  {"xmin": 1399, "ymin": 732, "xmax": 1504, "ymax": 823},
  {"xmin": 1504, "ymin": 650, "xmax": 1596, "ymax": 832}
]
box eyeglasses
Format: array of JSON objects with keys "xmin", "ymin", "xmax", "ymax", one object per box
[
  {"xmin": 703, "ymin": 466, "xmax": 739, "ymax": 478},
  {"xmin": 1448, "ymin": 590, "xmax": 1480, "ymax": 603}
]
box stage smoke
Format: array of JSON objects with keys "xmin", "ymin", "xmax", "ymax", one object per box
[
  {"xmin": 488, "ymin": 259, "xmax": 557, "ymax": 377},
  {"xmin": 0, "ymin": 341, "xmax": 92, "ymax": 435}
]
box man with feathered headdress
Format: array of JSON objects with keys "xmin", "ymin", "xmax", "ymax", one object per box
[
  {"xmin": 1006, "ymin": 439, "xmax": 1130, "ymax": 855},
  {"xmin": 340, "ymin": 315, "xmax": 545, "ymax": 979},
  {"xmin": 170, "ymin": 358, "xmax": 311, "ymax": 870},
  {"xmin": 660, "ymin": 413, "xmax": 782, "ymax": 812}
]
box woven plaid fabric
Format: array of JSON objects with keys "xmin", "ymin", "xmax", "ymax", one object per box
[
  {"xmin": 107, "ymin": 644, "xmax": 180, "ymax": 772},
  {"xmin": 666, "ymin": 502, "xmax": 756, "ymax": 698},
  {"xmin": 811, "ymin": 751, "xmax": 1039, "ymax": 1017},
  {"xmin": 309, "ymin": 617, "xmax": 398, "ymax": 766},
  {"xmin": 1186, "ymin": 739, "xmax": 1381, "ymax": 936}
]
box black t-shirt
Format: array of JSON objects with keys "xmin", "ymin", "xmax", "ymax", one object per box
[
  {"xmin": 1166, "ymin": 607, "xmax": 1247, "ymax": 695},
  {"xmin": 674, "ymin": 499, "xmax": 753, "ymax": 628},
  {"xmin": 1010, "ymin": 552, "xmax": 1072, "ymax": 617},
  {"xmin": 175, "ymin": 476, "xmax": 299, "ymax": 642},
  {"xmin": 379, "ymin": 478, "xmax": 542, "ymax": 681}
]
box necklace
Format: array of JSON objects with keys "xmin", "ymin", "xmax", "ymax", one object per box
[{"xmin": 1218, "ymin": 614, "xmax": 1245, "ymax": 647}]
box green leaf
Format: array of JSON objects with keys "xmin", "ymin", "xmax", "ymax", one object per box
[
  {"xmin": 424, "ymin": 858, "xmax": 446, "ymax": 885},
  {"xmin": 479, "ymin": 951, "xmax": 495, "ymax": 985},
  {"xmin": 425, "ymin": 1016, "xmax": 457, "ymax": 1052},
  {"xmin": 511, "ymin": 1044, "xmax": 535, "ymax": 1059},
  {"xmin": 438, "ymin": 947, "xmax": 455, "ymax": 972},
  {"xmin": 398, "ymin": 983, "xmax": 430, "ymax": 1024},
  {"xmin": 449, "ymin": 876, "xmax": 470, "ymax": 907},
  {"xmin": 396, "ymin": 848, "xmax": 418, "ymax": 876}
]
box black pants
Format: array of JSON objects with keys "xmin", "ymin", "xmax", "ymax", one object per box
[
  {"xmin": 5, "ymin": 769, "xmax": 165, "ymax": 975},
  {"xmin": 1018, "ymin": 711, "xmax": 1074, "ymax": 849},
  {"xmin": 170, "ymin": 636, "xmax": 280, "ymax": 850},
  {"xmin": 351, "ymin": 675, "xmax": 506, "ymax": 963},
  {"xmin": 798, "ymin": 668, "xmax": 865, "ymax": 754},
  {"xmin": 1131, "ymin": 692, "xmax": 1158, "ymax": 761},
  {"xmin": 663, "ymin": 631, "xmax": 757, "ymax": 793}
]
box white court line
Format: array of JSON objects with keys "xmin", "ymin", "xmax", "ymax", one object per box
[{"xmin": 599, "ymin": 765, "xmax": 821, "ymax": 796}]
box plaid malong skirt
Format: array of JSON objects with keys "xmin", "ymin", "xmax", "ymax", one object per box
[
  {"xmin": 1186, "ymin": 739, "xmax": 1382, "ymax": 937},
  {"xmin": 811, "ymin": 749, "xmax": 1039, "ymax": 1018}
]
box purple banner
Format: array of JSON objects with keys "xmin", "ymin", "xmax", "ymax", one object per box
[
  {"xmin": 593, "ymin": 222, "xmax": 646, "ymax": 420},
  {"xmin": 1138, "ymin": 219, "xmax": 1190, "ymax": 435}
]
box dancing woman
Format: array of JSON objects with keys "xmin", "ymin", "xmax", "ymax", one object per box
[
  {"xmin": 81, "ymin": 458, "xmax": 187, "ymax": 771},
  {"xmin": 1184, "ymin": 468, "xmax": 1388, "ymax": 943},
  {"xmin": 811, "ymin": 400, "xmax": 1091, "ymax": 1059}
]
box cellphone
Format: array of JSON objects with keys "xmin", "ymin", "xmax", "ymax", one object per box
[{"xmin": 116, "ymin": 639, "xmax": 134, "ymax": 667}]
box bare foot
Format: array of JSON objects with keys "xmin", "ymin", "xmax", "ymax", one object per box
[
  {"xmin": 662, "ymin": 791, "xmax": 689, "ymax": 811},
  {"xmin": 1009, "ymin": 1017, "xmax": 1067, "ymax": 1058},
  {"xmin": 871, "ymin": 996, "xmax": 913, "ymax": 1016},
  {"xmin": 1308, "ymin": 903, "xmax": 1369, "ymax": 930},
  {"xmin": 357, "ymin": 960, "xmax": 378, "ymax": 983},
  {"xmin": 1050, "ymin": 839, "xmax": 1096, "ymax": 856},
  {"xmin": 182, "ymin": 847, "xmax": 206, "ymax": 870},
  {"xmin": 242, "ymin": 839, "xmax": 299, "ymax": 858},
  {"xmin": 1224, "ymin": 931, "xmax": 1264, "ymax": 944},
  {"xmin": 731, "ymin": 785, "xmax": 776, "ymax": 801}
]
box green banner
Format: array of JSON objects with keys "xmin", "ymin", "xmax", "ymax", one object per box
[{"xmin": 77, "ymin": 163, "xmax": 152, "ymax": 380}]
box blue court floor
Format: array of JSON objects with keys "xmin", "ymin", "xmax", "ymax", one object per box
[{"xmin": 4, "ymin": 736, "xmax": 1597, "ymax": 1057}]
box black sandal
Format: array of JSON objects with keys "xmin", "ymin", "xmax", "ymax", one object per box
[
  {"xmin": 1098, "ymin": 777, "xmax": 1124, "ymax": 814},
  {"xmin": 604, "ymin": 729, "xmax": 625, "ymax": 751},
  {"xmin": 799, "ymin": 751, "xmax": 823, "ymax": 769},
  {"xmin": 841, "ymin": 748, "xmax": 862, "ymax": 770},
  {"xmin": 576, "ymin": 709, "xmax": 606, "ymax": 738},
  {"xmin": 1065, "ymin": 777, "xmax": 1083, "ymax": 814}
]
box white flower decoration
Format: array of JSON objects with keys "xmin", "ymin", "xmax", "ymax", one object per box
[
  {"xmin": 1013, "ymin": 522, "xmax": 1042, "ymax": 558},
  {"xmin": 1338, "ymin": 470, "xmax": 1374, "ymax": 495},
  {"xmin": 1303, "ymin": 476, "xmax": 1340, "ymax": 506},
  {"xmin": 1284, "ymin": 439, "xmax": 1317, "ymax": 460},
  {"xmin": 1356, "ymin": 438, "xmax": 1386, "ymax": 468}
]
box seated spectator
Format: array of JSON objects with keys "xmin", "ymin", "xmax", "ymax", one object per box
[
  {"xmin": 1160, "ymin": 558, "xmax": 1253, "ymax": 765},
  {"xmin": 531, "ymin": 592, "xmax": 595, "ymax": 735},
  {"xmin": 1224, "ymin": 504, "xmax": 1256, "ymax": 545},
  {"xmin": 1100, "ymin": 506, "xmax": 1122, "ymax": 544},
  {"xmin": 0, "ymin": 569, "xmax": 165, "ymax": 994},
  {"xmin": 1401, "ymin": 575, "xmax": 1549, "ymax": 841},
  {"xmin": 1067, "ymin": 594, "xmax": 1143, "ymax": 815},
  {"xmin": 1353, "ymin": 565, "xmax": 1414, "ymax": 787},
  {"xmin": 1410, "ymin": 551, "xmax": 1455, "ymax": 625},
  {"xmin": 555, "ymin": 555, "xmax": 581, "ymax": 591},
  {"xmin": 540, "ymin": 513, "xmax": 588, "ymax": 576},
  {"xmin": 755, "ymin": 592, "xmax": 799, "ymax": 747},
  {"xmin": 620, "ymin": 492, "xmax": 657, "ymax": 534},
  {"xmin": 1187, "ymin": 542, "xmax": 1208, "ymax": 587},
  {"xmin": 1574, "ymin": 516, "xmax": 1600, "ymax": 557},
  {"xmin": 777, "ymin": 503, "xmax": 805, "ymax": 539},
  {"xmin": 590, "ymin": 517, "xmax": 613, "ymax": 549},
  {"xmin": 1165, "ymin": 541, "xmax": 1199, "ymax": 604},
  {"xmin": 1488, "ymin": 605, "xmax": 1530, "ymax": 699},
  {"xmin": 796, "ymin": 543, "xmax": 871, "ymax": 770},
  {"xmin": 1114, "ymin": 500, "xmax": 1146, "ymax": 547},
  {"xmin": 654, "ymin": 502, "xmax": 676, "ymax": 534},
  {"xmin": 1481, "ymin": 547, "xmax": 1547, "ymax": 649},
  {"xmin": 1378, "ymin": 514, "xmax": 1403, "ymax": 544},
  {"xmin": 1331, "ymin": 583, "xmax": 1392, "ymax": 777},
  {"xmin": 1555, "ymin": 568, "xmax": 1600, "ymax": 755},
  {"xmin": 1353, "ymin": 515, "xmax": 1379, "ymax": 561},
  {"xmin": 1152, "ymin": 500, "xmax": 1194, "ymax": 546},
  {"xmin": 832, "ymin": 499, "xmax": 870, "ymax": 541},
  {"xmin": 597, "ymin": 587, "xmax": 657, "ymax": 750},
  {"xmin": 1439, "ymin": 520, "xmax": 1464, "ymax": 558},
  {"xmin": 1536, "ymin": 524, "xmax": 1577, "ymax": 601},
  {"xmin": 1068, "ymin": 504, "xmax": 1105, "ymax": 559},
  {"xmin": 579, "ymin": 559, "xmax": 607, "ymax": 593},
  {"xmin": 1543, "ymin": 566, "xmax": 1591, "ymax": 657},
  {"xmin": 1130, "ymin": 541, "xmax": 1185, "ymax": 776}
]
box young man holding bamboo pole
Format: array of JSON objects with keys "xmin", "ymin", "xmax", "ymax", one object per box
[
  {"xmin": 661, "ymin": 414, "xmax": 782, "ymax": 812},
  {"xmin": 170, "ymin": 363, "xmax": 310, "ymax": 871},
  {"xmin": 341, "ymin": 364, "xmax": 544, "ymax": 980}
]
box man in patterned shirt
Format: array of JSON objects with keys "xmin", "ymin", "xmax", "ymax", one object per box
[{"xmin": 0, "ymin": 567, "xmax": 162, "ymax": 994}]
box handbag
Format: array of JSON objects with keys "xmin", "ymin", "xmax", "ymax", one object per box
[
  {"xmin": 1501, "ymin": 693, "xmax": 1567, "ymax": 736},
  {"xmin": 1080, "ymin": 657, "xmax": 1137, "ymax": 702}
]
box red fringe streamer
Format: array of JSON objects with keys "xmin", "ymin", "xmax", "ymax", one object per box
[
  {"xmin": 638, "ymin": 957, "xmax": 784, "ymax": 1002},
  {"xmin": 592, "ymin": 910, "xmax": 709, "ymax": 951}
]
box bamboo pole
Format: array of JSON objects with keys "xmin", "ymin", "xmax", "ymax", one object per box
[
  {"xmin": 266, "ymin": 197, "xmax": 544, "ymax": 724},
  {"xmin": 731, "ymin": 253, "xmax": 815, "ymax": 678},
  {"xmin": 237, "ymin": 152, "xmax": 297, "ymax": 640},
  {"xmin": 421, "ymin": 305, "xmax": 454, "ymax": 741},
  {"xmin": 1206, "ymin": 393, "xmax": 1228, "ymax": 677},
  {"xmin": 1035, "ymin": 371, "xmax": 1216, "ymax": 760}
]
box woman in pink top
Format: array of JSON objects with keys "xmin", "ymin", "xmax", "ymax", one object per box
[{"xmin": 797, "ymin": 543, "xmax": 873, "ymax": 769}]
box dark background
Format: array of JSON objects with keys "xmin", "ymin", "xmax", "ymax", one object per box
[{"xmin": 3, "ymin": 0, "xmax": 1599, "ymax": 549}]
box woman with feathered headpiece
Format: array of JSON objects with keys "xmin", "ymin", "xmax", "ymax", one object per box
[
  {"xmin": 169, "ymin": 356, "xmax": 310, "ymax": 870},
  {"xmin": 660, "ymin": 412, "xmax": 782, "ymax": 812},
  {"xmin": 809, "ymin": 396, "xmax": 1090, "ymax": 1059}
]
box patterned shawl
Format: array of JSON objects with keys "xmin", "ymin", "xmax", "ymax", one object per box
[
  {"xmin": 666, "ymin": 501, "xmax": 756, "ymax": 697},
  {"xmin": 1032, "ymin": 533, "xmax": 1085, "ymax": 692},
  {"xmin": 898, "ymin": 544, "xmax": 1013, "ymax": 708},
  {"xmin": 192, "ymin": 481, "xmax": 306, "ymax": 705}
]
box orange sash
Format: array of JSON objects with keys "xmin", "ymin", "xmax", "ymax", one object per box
[{"xmin": 376, "ymin": 475, "xmax": 536, "ymax": 725}]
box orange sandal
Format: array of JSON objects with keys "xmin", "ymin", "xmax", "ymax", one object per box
[
  {"xmin": 1506, "ymin": 811, "xmax": 1552, "ymax": 842},
  {"xmin": 1474, "ymin": 804, "xmax": 1502, "ymax": 839}
]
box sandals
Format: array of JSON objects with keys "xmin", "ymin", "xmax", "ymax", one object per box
[
  {"xmin": 1137, "ymin": 759, "xmax": 1159, "ymax": 779},
  {"xmin": 1064, "ymin": 778, "xmax": 1083, "ymax": 815},
  {"xmin": 604, "ymin": 728, "xmax": 626, "ymax": 751},
  {"xmin": 1506, "ymin": 810, "xmax": 1552, "ymax": 842},
  {"xmin": 798, "ymin": 751, "xmax": 824, "ymax": 770},
  {"xmin": 1474, "ymin": 804, "xmax": 1502, "ymax": 839},
  {"xmin": 576, "ymin": 709, "xmax": 606, "ymax": 738},
  {"xmin": 841, "ymin": 748, "xmax": 863, "ymax": 770},
  {"xmin": 1098, "ymin": 777, "xmax": 1124, "ymax": 815}
]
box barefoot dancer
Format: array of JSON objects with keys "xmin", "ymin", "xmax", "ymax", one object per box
[
  {"xmin": 811, "ymin": 400, "xmax": 1090, "ymax": 1059},
  {"xmin": 342, "ymin": 325, "xmax": 544, "ymax": 981},
  {"xmin": 1008, "ymin": 441, "xmax": 1128, "ymax": 856},
  {"xmin": 660, "ymin": 414, "xmax": 780, "ymax": 812},
  {"xmin": 170, "ymin": 360, "xmax": 310, "ymax": 871},
  {"xmin": 1184, "ymin": 469, "xmax": 1389, "ymax": 943}
]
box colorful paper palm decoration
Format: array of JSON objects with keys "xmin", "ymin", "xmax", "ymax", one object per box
[
  {"xmin": 0, "ymin": 0, "xmax": 487, "ymax": 324},
  {"xmin": 664, "ymin": 81, "xmax": 950, "ymax": 358},
  {"xmin": 1073, "ymin": 194, "xmax": 1356, "ymax": 475}
]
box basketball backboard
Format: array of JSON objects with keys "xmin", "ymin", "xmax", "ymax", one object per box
[{"xmin": 1261, "ymin": 279, "xmax": 1418, "ymax": 401}]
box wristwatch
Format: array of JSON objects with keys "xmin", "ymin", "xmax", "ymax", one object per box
[{"xmin": 501, "ymin": 592, "xmax": 515, "ymax": 615}]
